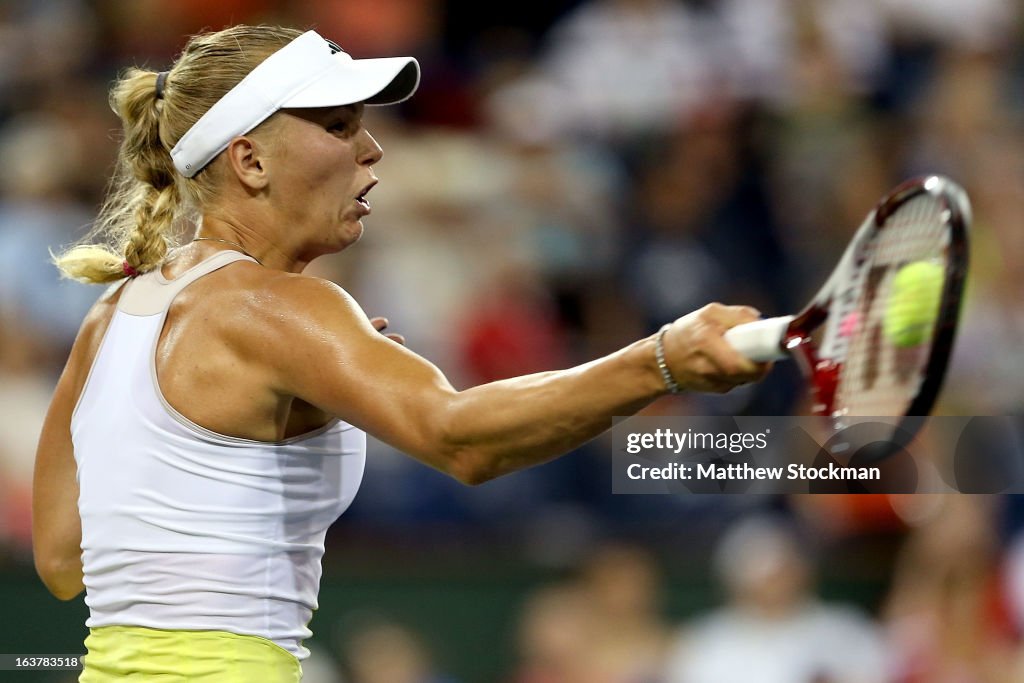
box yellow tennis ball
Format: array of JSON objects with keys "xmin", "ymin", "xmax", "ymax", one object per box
[{"xmin": 883, "ymin": 261, "xmax": 944, "ymax": 348}]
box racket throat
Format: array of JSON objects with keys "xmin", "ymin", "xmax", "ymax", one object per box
[{"xmin": 793, "ymin": 341, "xmax": 840, "ymax": 416}]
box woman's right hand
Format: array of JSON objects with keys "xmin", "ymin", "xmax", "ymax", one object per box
[{"xmin": 660, "ymin": 303, "xmax": 772, "ymax": 394}]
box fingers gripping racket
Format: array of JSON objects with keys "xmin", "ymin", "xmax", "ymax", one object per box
[{"xmin": 726, "ymin": 176, "xmax": 970, "ymax": 433}]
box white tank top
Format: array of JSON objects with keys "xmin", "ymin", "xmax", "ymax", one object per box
[{"xmin": 71, "ymin": 251, "xmax": 366, "ymax": 659}]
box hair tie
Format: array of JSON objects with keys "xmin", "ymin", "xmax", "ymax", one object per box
[
  {"xmin": 155, "ymin": 71, "xmax": 169, "ymax": 99},
  {"xmin": 123, "ymin": 261, "xmax": 140, "ymax": 278}
]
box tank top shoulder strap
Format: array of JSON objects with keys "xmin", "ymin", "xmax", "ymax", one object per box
[{"xmin": 117, "ymin": 250, "xmax": 258, "ymax": 317}]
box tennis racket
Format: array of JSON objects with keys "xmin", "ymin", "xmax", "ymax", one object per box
[{"xmin": 725, "ymin": 175, "xmax": 970, "ymax": 435}]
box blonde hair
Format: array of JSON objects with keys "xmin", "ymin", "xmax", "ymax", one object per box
[{"xmin": 55, "ymin": 25, "xmax": 302, "ymax": 283}]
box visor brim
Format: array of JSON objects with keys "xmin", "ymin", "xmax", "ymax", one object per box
[{"xmin": 282, "ymin": 56, "xmax": 420, "ymax": 109}]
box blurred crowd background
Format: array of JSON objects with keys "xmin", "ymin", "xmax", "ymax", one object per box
[{"xmin": 1, "ymin": 0, "xmax": 1024, "ymax": 681}]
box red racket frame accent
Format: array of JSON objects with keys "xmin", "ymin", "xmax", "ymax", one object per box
[{"xmin": 782, "ymin": 176, "xmax": 970, "ymax": 424}]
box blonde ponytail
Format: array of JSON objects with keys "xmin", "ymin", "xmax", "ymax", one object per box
[
  {"xmin": 54, "ymin": 25, "xmax": 303, "ymax": 284},
  {"xmin": 55, "ymin": 69, "xmax": 176, "ymax": 283}
]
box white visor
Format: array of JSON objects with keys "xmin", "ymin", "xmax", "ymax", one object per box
[{"xmin": 170, "ymin": 30, "xmax": 420, "ymax": 177}]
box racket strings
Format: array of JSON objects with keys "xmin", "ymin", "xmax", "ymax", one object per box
[{"xmin": 836, "ymin": 194, "xmax": 950, "ymax": 416}]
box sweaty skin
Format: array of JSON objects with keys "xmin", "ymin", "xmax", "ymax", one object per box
[{"xmin": 33, "ymin": 105, "xmax": 768, "ymax": 600}]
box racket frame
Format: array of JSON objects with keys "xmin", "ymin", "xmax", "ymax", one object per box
[{"xmin": 729, "ymin": 175, "xmax": 970, "ymax": 425}]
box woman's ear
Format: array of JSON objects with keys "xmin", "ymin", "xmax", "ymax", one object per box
[{"xmin": 224, "ymin": 135, "xmax": 270, "ymax": 190}]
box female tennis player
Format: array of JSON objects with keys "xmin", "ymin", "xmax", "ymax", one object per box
[{"xmin": 31, "ymin": 25, "xmax": 767, "ymax": 682}]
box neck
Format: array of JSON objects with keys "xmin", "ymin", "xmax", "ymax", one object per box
[
  {"xmin": 192, "ymin": 236, "xmax": 264, "ymax": 265},
  {"xmin": 195, "ymin": 214, "xmax": 308, "ymax": 273}
]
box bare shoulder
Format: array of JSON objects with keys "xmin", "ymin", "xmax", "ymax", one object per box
[
  {"xmin": 55, "ymin": 280, "xmax": 127, "ymax": 403},
  {"xmin": 201, "ymin": 267, "xmax": 379, "ymax": 399},
  {"xmin": 239, "ymin": 268, "xmax": 367, "ymax": 329},
  {"xmin": 170, "ymin": 260, "xmax": 362, "ymax": 322},
  {"xmin": 70, "ymin": 282, "xmax": 125, "ymax": 365},
  {"xmin": 191, "ymin": 265, "xmax": 373, "ymax": 358},
  {"xmin": 83, "ymin": 279, "xmax": 125, "ymax": 324},
  {"xmin": 271, "ymin": 269, "xmax": 361, "ymax": 309}
]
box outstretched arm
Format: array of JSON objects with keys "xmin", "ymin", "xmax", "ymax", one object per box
[{"xmin": 262, "ymin": 277, "xmax": 767, "ymax": 485}]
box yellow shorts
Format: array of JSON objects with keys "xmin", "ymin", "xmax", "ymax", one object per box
[{"xmin": 80, "ymin": 625, "xmax": 301, "ymax": 682}]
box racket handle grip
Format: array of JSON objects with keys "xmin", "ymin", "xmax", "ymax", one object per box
[{"xmin": 724, "ymin": 316, "xmax": 795, "ymax": 362}]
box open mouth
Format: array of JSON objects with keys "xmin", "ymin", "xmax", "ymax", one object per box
[{"xmin": 355, "ymin": 180, "xmax": 377, "ymax": 211}]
